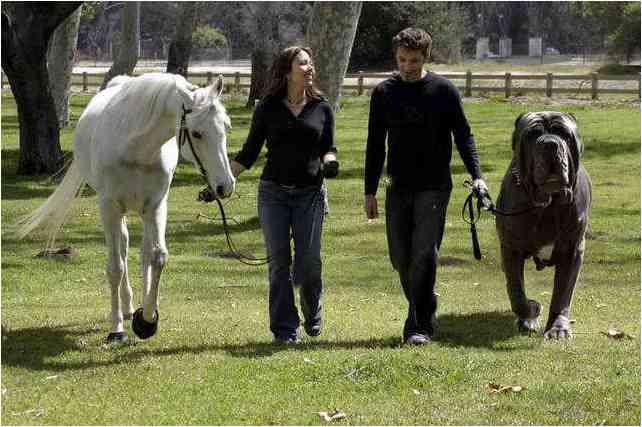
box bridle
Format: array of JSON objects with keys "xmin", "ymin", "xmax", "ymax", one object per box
[
  {"xmin": 178, "ymin": 106, "xmax": 210, "ymax": 184},
  {"xmin": 179, "ymin": 106, "xmax": 271, "ymax": 265}
]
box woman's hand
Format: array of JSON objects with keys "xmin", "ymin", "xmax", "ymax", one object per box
[
  {"xmin": 322, "ymin": 153, "xmax": 339, "ymax": 178},
  {"xmin": 230, "ymin": 160, "xmax": 246, "ymax": 178}
]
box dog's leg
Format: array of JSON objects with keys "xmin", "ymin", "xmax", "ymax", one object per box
[
  {"xmin": 501, "ymin": 244, "xmax": 542, "ymax": 333},
  {"xmin": 544, "ymin": 236, "xmax": 585, "ymax": 339}
]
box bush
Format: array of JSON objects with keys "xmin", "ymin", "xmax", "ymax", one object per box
[
  {"xmin": 192, "ymin": 26, "xmax": 228, "ymax": 50},
  {"xmin": 597, "ymin": 63, "xmax": 640, "ymax": 75}
]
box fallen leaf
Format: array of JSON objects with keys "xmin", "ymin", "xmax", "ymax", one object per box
[
  {"xmin": 45, "ymin": 375, "xmax": 58, "ymax": 381},
  {"xmin": 303, "ymin": 357, "xmax": 313, "ymax": 364},
  {"xmin": 602, "ymin": 327, "xmax": 633, "ymax": 340},
  {"xmin": 472, "ymin": 282, "xmax": 479, "ymax": 287},
  {"xmin": 412, "ymin": 389, "xmax": 421, "ymax": 395},
  {"xmin": 488, "ymin": 382, "xmax": 525, "ymax": 393},
  {"xmin": 318, "ymin": 409, "xmax": 346, "ymax": 422},
  {"xmin": 596, "ymin": 303, "xmax": 607, "ymax": 309}
]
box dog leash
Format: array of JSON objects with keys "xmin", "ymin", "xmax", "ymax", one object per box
[{"xmin": 461, "ymin": 179, "xmax": 545, "ymax": 260}]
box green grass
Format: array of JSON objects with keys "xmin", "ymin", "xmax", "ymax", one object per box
[{"xmin": 1, "ymin": 91, "xmax": 640, "ymax": 425}]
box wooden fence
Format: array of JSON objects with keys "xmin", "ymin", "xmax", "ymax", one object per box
[{"xmin": 2, "ymin": 70, "xmax": 640, "ymax": 99}]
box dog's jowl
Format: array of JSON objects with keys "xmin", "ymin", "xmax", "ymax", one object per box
[{"xmin": 495, "ymin": 112, "xmax": 592, "ymax": 339}]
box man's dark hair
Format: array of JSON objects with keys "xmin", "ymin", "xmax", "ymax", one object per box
[{"xmin": 392, "ymin": 27, "xmax": 432, "ymax": 58}]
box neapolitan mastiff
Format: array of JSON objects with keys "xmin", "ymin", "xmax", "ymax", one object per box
[{"xmin": 496, "ymin": 112, "xmax": 592, "ymax": 339}]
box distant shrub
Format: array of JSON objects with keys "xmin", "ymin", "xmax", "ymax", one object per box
[
  {"xmin": 192, "ymin": 26, "xmax": 228, "ymax": 50},
  {"xmin": 597, "ymin": 63, "xmax": 640, "ymax": 75}
]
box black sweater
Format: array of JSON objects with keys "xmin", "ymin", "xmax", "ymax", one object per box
[
  {"xmin": 364, "ymin": 72, "xmax": 482, "ymax": 195},
  {"xmin": 235, "ymin": 97, "xmax": 336, "ymax": 188}
]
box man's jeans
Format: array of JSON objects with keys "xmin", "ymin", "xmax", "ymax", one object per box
[
  {"xmin": 258, "ymin": 180, "xmax": 325, "ymax": 339},
  {"xmin": 385, "ymin": 185, "xmax": 451, "ymax": 339}
]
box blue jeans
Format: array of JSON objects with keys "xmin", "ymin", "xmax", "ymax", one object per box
[
  {"xmin": 258, "ymin": 180, "xmax": 326, "ymax": 339},
  {"xmin": 385, "ymin": 185, "xmax": 451, "ymax": 339}
]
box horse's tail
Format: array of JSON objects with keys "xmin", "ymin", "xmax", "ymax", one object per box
[{"xmin": 16, "ymin": 159, "xmax": 86, "ymax": 250}]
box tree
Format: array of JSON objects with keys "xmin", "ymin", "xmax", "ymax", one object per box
[
  {"xmin": 415, "ymin": 2, "xmax": 467, "ymax": 64},
  {"xmin": 306, "ymin": 2, "xmax": 362, "ymax": 110},
  {"xmin": 1, "ymin": 2, "xmax": 82, "ymax": 175},
  {"xmin": 47, "ymin": 7, "xmax": 81, "ymax": 128},
  {"xmin": 101, "ymin": 2, "xmax": 140, "ymax": 89},
  {"xmin": 609, "ymin": 2, "xmax": 641, "ymax": 63},
  {"xmin": 245, "ymin": 2, "xmax": 310, "ymax": 107},
  {"xmin": 166, "ymin": 2, "xmax": 198, "ymax": 77}
]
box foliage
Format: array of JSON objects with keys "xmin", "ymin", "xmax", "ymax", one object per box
[
  {"xmin": 415, "ymin": 2, "xmax": 467, "ymax": 64},
  {"xmin": 1, "ymin": 91, "xmax": 640, "ymax": 425},
  {"xmin": 597, "ymin": 63, "xmax": 640, "ymax": 75},
  {"xmin": 191, "ymin": 25, "xmax": 229, "ymax": 50},
  {"xmin": 607, "ymin": 2, "xmax": 641, "ymax": 62}
]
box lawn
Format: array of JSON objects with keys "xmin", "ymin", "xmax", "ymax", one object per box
[{"xmin": 1, "ymin": 90, "xmax": 640, "ymax": 425}]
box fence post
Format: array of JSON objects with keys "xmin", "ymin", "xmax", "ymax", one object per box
[
  {"xmin": 82, "ymin": 72, "xmax": 88, "ymax": 92},
  {"xmin": 505, "ymin": 72, "xmax": 512, "ymax": 98},
  {"xmin": 591, "ymin": 72, "xmax": 598, "ymax": 100},
  {"xmin": 206, "ymin": 71, "xmax": 213, "ymax": 86},
  {"xmin": 638, "ymin": 73, "xmax": 641, "ymax": 101},
  {"xmin": 465, "ymin": 70, "xmax": 472, "ymax": 97},
  {"xmin": 235, "ymin": 72, "xmax": 240, "ymax": 93},
  {"xmin": 358, "ymin": 71, "xmax": 364, "ymax": 96},
  {"xmin": 546, "ymin": 73, "xmax": 553, "ymax": 97}
]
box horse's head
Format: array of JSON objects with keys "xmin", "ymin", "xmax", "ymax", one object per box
[{"xmin": 176, "ymin": 76, "xmax": 235, "ymax": 198}]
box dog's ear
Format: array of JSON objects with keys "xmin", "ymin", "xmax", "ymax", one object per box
[
  {"xmin": 514, "ymin": 113, "xmax": 527, "ymax": 129},
  {"xmin": 564, "ymin": 112, "xmax": 578, "ymax": 124}
]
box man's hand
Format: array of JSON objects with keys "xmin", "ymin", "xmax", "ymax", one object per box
[
  {"xmin": 365, "ymin": 194, "xmax": 378, "ymax": 220},
  {"xmin": 472, "ymin": 178, "xmax": 489, "ymax": 195},
  {"xmin": 230, "ymin": 160, "xmax": 245, "ymax": 178}
]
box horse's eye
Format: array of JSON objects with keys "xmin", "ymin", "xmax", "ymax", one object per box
[{"xmin": 192, "ymin": 131, "xmax": 202, "ymax": 139}]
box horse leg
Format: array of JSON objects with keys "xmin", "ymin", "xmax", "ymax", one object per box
[
  {"xmin": 99, "ymin": 200, "xmax": 129, "ymax": 344},
  {"xmin": 132, "ymin": 199, "xmax": 167, "ymax": 339},
  {"xmin": 120, "ymin": 216, "xmax": 135, "ymax": 320}
]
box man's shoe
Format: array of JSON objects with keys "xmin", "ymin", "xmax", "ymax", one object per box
[
  {"xmin": 405, "ymin": 334, "xmax": 430, "ymax": 346},
  {"xmin": 274, "ymin": 335, "xmax": 300, "ymax": 345},
  {"xmin": 304, "ymin": 322, "xmax": 322, "ymax": 337}
]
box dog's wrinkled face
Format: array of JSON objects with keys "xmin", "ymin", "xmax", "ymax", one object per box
[{"xmin": 512, "ymin": 112, "xmax": 582, "ymax": 205}]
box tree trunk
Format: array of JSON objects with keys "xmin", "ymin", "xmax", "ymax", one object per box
[
  {"xmin": 306, "ymin": 2, "xmax": 362, "ymax": 110},
  {"xmin": 101, "ymin": 2, "xmax": 140, "ymax": 90},
  {"xmin": 47, "ymin": 7, "xmax": 81, "ymax": 128},
  {"xmin": 166, "ymin": 2, "xmax": 197, "ymax": 78},
  {"xmin": 1, "ymin": 3, "xmax": 82, "ymax": 175},
  {"xmin": 246, "ymin": 3, "xmax": 281, "ymax": 108}
]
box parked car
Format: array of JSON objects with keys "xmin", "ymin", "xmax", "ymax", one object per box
[{"xmin": 545, "ymin": 47, "xmax": 561, "ymax": 55}]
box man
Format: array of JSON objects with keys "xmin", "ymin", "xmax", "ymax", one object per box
[{"xmin": 364, "ymin": 27, "xmax": 488, "ymax": 345}]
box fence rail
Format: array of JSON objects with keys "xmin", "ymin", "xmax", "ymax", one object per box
[{"xmin": 2, "ymin": 70, "xmax": 640, "ymax": 99}]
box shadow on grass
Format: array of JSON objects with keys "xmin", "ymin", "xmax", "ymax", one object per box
[
  {"xmin": 2, "ymin": 312, "xmax": 530, "ymax": 373},
  {"xmin": 1, "ymin": 324, "xmax": 402, "ymax": 371},
  {"xmin": 434, "ymin": 310, "xmax": 524, "ymax": 349}
]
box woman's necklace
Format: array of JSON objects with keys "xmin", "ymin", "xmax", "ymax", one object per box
[{"xmin": 287, "ymin": 94, "xmax": 306, "ymax": 106}]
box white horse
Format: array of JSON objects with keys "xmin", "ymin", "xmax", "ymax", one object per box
[{"xmin": 17, "ymin": 73, "xmax": 235, "ymax": 344}]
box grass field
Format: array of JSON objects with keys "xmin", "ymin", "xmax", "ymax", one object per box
[{"xmin": 1, "ymin": 91, "xmax": 640, "ymax": 425}]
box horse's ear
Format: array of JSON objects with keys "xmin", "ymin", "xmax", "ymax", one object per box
[
  {"xmin": 176, "ymin": 82, "xmax": 195, "ymax": 110},
  {"xmin": 209, "ymin": 75, "xmax": 224, "ymax": 100}
]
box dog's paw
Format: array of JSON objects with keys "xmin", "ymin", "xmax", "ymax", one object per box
[
  {"xmin": 544, "ymin": 315, "xmax": 572, "ymax": 340},
  {"xmin": 517, "ymin": 317, "xmax": 540, "ymax": 335}
]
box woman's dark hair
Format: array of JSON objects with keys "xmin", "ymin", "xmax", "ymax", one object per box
[
  {"xmin": 392, "ymin": 27, "xmax": 432, "ymax": 58},
  {"xmin": 263, "ymin": 46, "xmax": 324, "ymax": 101}
]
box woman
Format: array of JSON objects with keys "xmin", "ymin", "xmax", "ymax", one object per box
[{"xmin": 231, "ymin": 46, "xmax": 338, "ymax": 344}]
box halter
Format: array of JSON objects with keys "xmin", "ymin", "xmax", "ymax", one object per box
[{"xmin": 178, "ymin": 106, "xmax": 210, "ymax": 186}]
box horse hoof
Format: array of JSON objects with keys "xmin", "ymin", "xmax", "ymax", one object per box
[
  {"xmin": 105, "ymin": 332, "xmax": 129, "ymax": 345},
  {"xmin": 132, "ymin": 307, "xmax": 158, "ymax": 339}
]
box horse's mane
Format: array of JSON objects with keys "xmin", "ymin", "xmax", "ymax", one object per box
[{"xmin": 102, "ymin": 73, "xmax": 192, "ymax": 140}]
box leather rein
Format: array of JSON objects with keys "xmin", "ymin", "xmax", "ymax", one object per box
[{"xmin": 178, "ymin": 106, "xmax": 271, "ymax": 266}]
